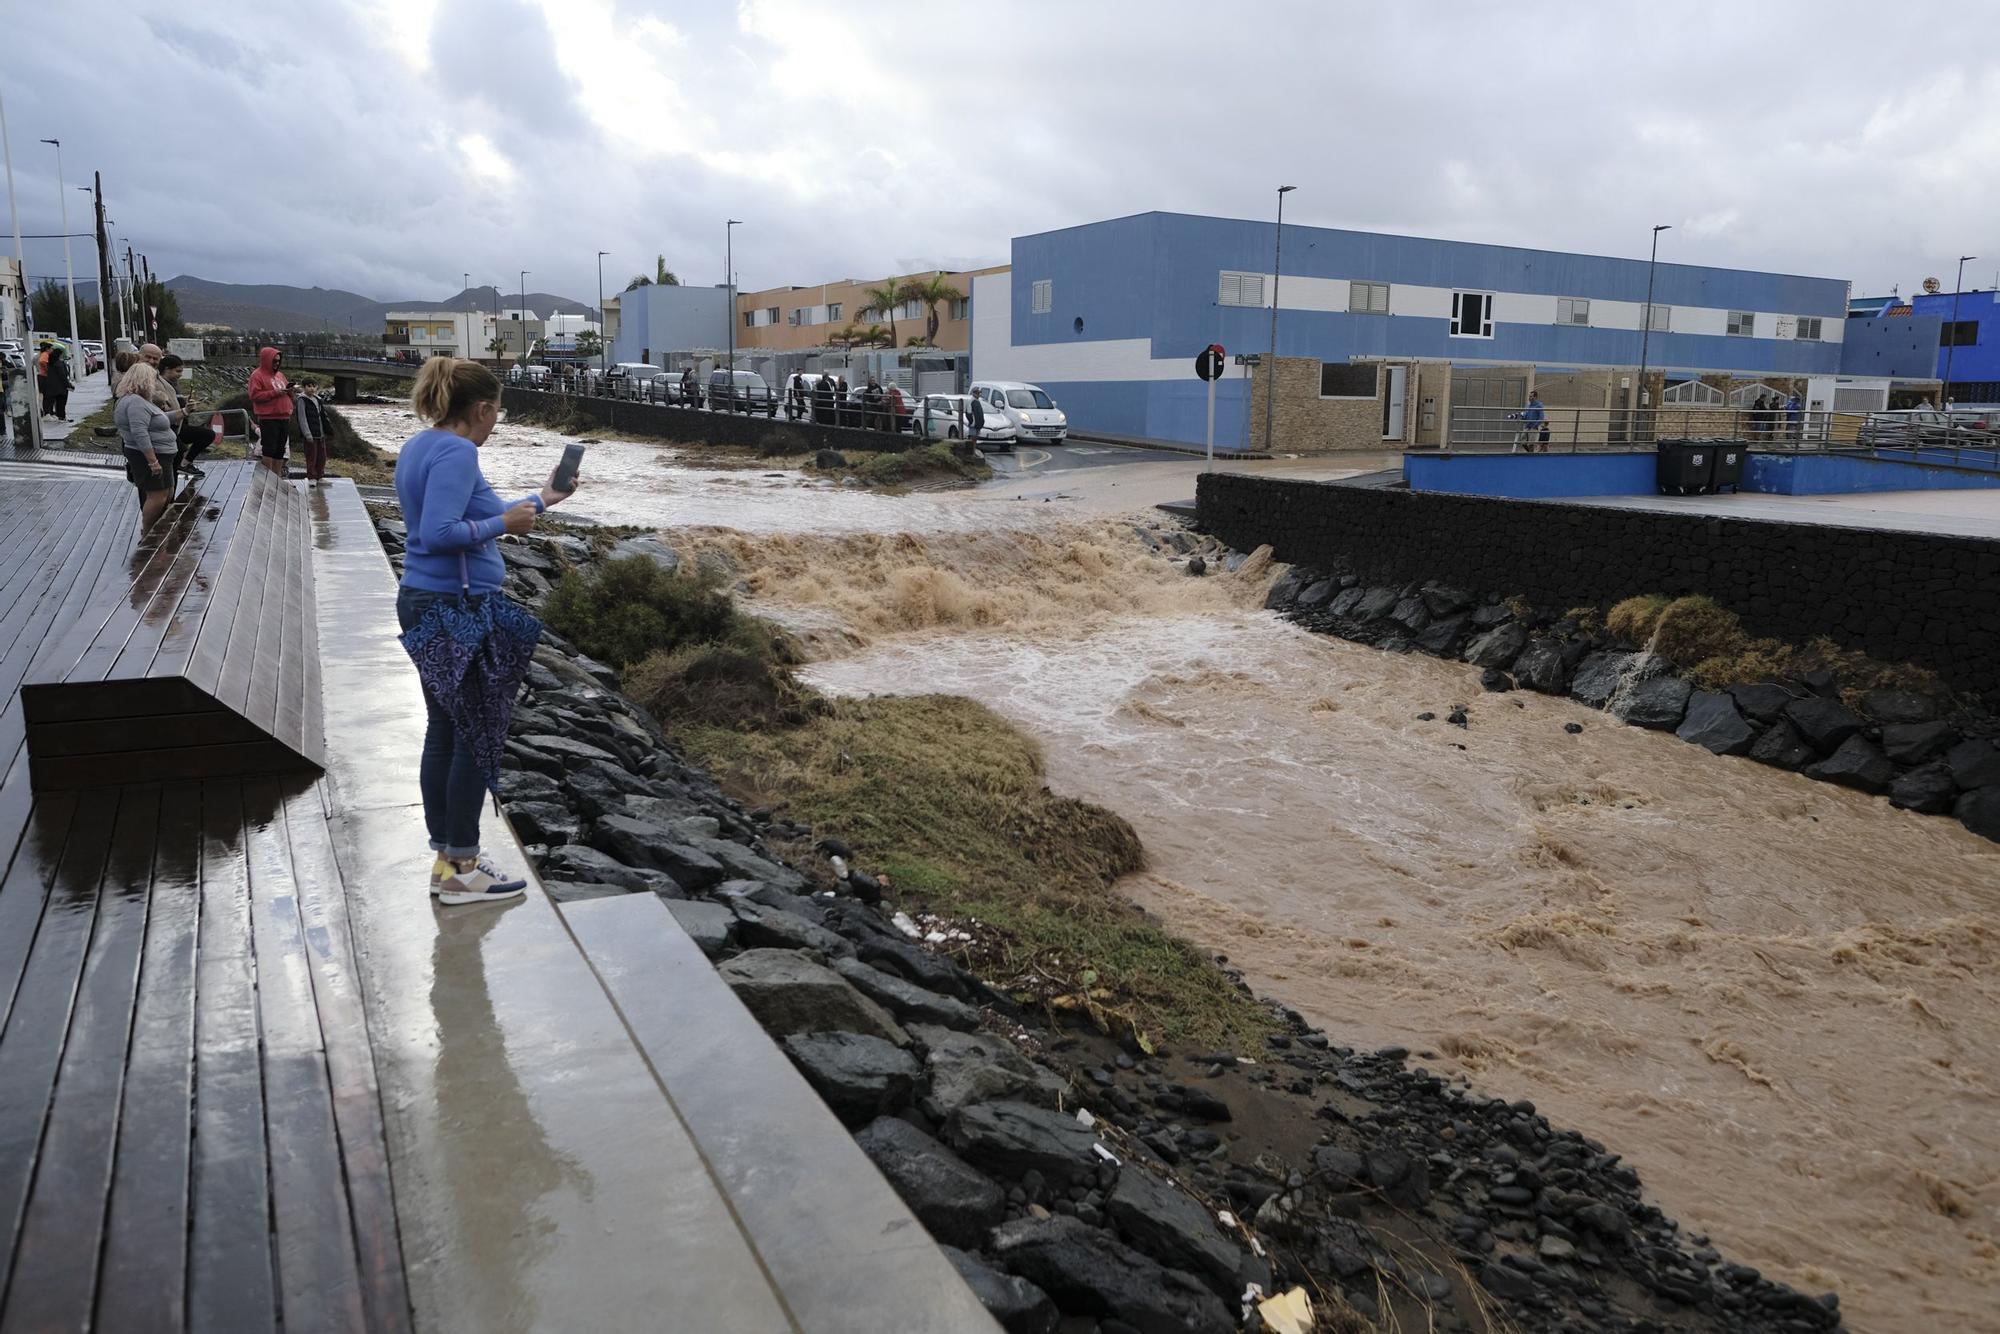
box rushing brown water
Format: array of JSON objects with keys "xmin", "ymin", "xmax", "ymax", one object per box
[
  {"xmin": 352, "ymin": 400, "xmax": 1999, "ymax": 1329},
  {"xmin": 717, "ymin": 527, "xmax": 2000, "ymax": 1334}
]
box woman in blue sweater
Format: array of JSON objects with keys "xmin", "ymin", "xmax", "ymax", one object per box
[{"xmin": 398, "ymin": 357, "xmax": 576, "ymax": 905}]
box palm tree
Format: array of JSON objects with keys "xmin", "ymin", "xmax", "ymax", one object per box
[
  {"xmin": 485, "ymin": 335, "xmax": 510, "ymax": 362},
  {"xmin": 654, "ymin": 255, "xmax": 679, "ymax": 286},
  {"xmin": 624, "ymin": 274, "xmax": 652, "ymax": 292},
  {"xmin": 902, "ymin": 273, "xmax": 963, "ymax": 345},
  {"xmin": 862, "ymin": 325, "xmax": 892, "ymax": 348},
  {"xmin": 863, "ymin": 280, "xmax": 904, "ymax": 349}
]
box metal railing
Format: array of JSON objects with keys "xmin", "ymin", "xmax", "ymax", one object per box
[{"xmin": 1444, "ymin": 405, "xmax": 1836, "ymax": 453}]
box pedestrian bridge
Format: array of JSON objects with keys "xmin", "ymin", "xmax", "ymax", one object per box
[{"xmin": 207, "ymin": 354, "xmax": 421, "ymax": 403}]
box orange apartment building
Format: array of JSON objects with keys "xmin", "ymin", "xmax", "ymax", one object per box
[{"xmin": 734, "ymin": 266, "xmax": 1007, "ymax": 353}]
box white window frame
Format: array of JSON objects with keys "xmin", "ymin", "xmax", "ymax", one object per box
[
  {"xmin": 826, "ymin": 301, "xmax": 842, "ymax": 322},
  {"xmin": 1348, "ymin": 280, "xmax": 1389, "ymax": 315},
  {"xmin": 1030, "ymin": 279, "xmax": 1052, "ymax": 314},
  {"xmin": 1217, "ymin": 271, "xmax": 1265, "ymax": 308},
  {"xmin": 1662, "ymin": 378, "xmax": 1724, "ymax": 406},
  {"xmin": 1556, "ymin": 297, "xmax": 1590, "ymax": 326},
  {"xmin": 1449, "ymin": 290, "xmax": 1494, "ymax": 339},
  {"xmin": 1644, "ymin": 303, "xmax": 1672, "ymax": 332},
  {"xmin": 948, "ymin": 297, "xmax": 969, "ymax": 321},
  {"xmin": 1726, "ymin": 310, "xmax": 1755, "ymax": 337},
  {"xmin": 1796, "ymin": 316, "xmax": 1824, "ymax": 341}
]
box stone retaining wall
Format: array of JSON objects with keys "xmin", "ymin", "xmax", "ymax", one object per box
[
  {"xmin": 1196, "ymin": 473, "xmax": 2000, "ymax": 703},
  {"xmin": 502, "ymin": 387, "xmax": 917, "ymax": 454}
]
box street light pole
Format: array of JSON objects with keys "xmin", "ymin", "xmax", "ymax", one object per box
[
  {"xmin": 85, "ymin": 180, "xmax": 110, "ymax": 385},
  {"xmin": 1636, "ymin": 223, "xmax": 1670, "ymax": 439},
  {"xmin": 1945, "ymin": 254, "xmax": 1976, "ymax": 407},
  {"xmin": 461, "ymin": 270, "xmax": 470, "ymax": 358},
  {"xmin": 39, "ymin": 140, "xmax": 83, "ymax": 375},
  {"xmin": 1262, "ymin": 185, "xmax": 1295, "ymax": 454},
  {"xmin": 518, "ymin": 270, "xmax": 529, "ymax": 363},
  {"xmin": 0, "ymin": 85, "xmax": 47, "ymax": 446},
  {"xmin": 596, "ymin": 249, "xmax": 608, "ymax": 377},
  {"xmin": 726, "ymin": 219, "xmax": 742, "ymax": 384}
]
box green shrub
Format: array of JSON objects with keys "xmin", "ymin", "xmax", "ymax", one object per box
[
  {"xmin": 542, "ymin": 555, "xmax": 791, "ymax": 668},
  {"xmin": 853, "ymin": 443, "xmax": 991, "ymax": 486},
  {"xmin": 626, "ymin": 642, "xmax": 822, "ymax": 730}
]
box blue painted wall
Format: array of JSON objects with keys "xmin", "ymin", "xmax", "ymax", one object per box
[
  {"xmin": 1908, "ymin": 289, "xmax": 2000, "ymax": 390},
  {"xmin": 1745, "ymin": 451, "xmax": 2000, "ymax": 494},
  {"xmin": 1403, "ymin": 451, "xmax": 1658, "ymax": 498},
  {"xmin": 1840, "ymin": 312, "xmax": 1947, "ymax": 378}
]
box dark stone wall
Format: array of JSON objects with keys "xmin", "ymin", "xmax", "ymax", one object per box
[
  {"xmin": 1196, "ymin": 473, "xmax": 2000, "ymax": 701},
  {"xmin": 501, "ymin": 387, "xmax": 917, "ymax": 454}
]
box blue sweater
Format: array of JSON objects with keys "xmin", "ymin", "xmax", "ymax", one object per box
[{"xmin": 396, "ymin": 428, "xmax": 541, "ymax": 593}]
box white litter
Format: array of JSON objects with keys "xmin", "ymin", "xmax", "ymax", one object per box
[
  {"xmin": 1092, "ymin": 1143, "xmax": 1121, "ymax": 1165},
  {"xmin": 891, "ymin": 912, "xmax": 923, "ymax": 939},
  {"xmin": 1256, "ymin": 1285, "xmax": 1313, "ymax": 1333},
  {"xmin": 1075, "ymin": 1109, "xmax": 1096, "ymax": 1128},
  {"xmin": 829, "ymin": 855, "xmax": 849, "ymax": 880},
  {"xmin": 1218, "ymin": 1210, "xmax": 1238, "ymax": 1229},
  {"xmin": 924, "ymin": 931, "xmax": 949, "ymax": 944}
]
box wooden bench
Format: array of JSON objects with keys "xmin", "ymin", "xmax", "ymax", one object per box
[{"xmin": 20, "ymin": 462, "xmax": 325, "ymax": 790}]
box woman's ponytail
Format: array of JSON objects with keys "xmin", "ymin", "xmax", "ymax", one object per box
[{"xmin": 412, "ymin": 355, "xmax": 502, "ymax": 425}]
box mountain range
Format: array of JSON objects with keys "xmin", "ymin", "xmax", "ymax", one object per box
[{"xmin": 163, "ymin": 276, "xmax": 598, "ymax": 333}]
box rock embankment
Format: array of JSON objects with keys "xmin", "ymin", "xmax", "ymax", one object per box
[
  {"xmin": 371, "ymin": 511, "xmax": 1849, "ymax": 1333},
  {"xmin": 1261, "ymin": 565, "xmax": 2000, "ymax": 847}
]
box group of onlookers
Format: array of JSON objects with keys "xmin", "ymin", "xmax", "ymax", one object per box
[
  {"xmin": 786, "ymin": 370, "xmax": 910, "ymax": 431},
  {"xmin": 111, "ymin": 343, "xmax": 331, "ymax": 530},
  {"xmin": 33, "ymin": 342, "xmax": 75, "ymax": 421}
]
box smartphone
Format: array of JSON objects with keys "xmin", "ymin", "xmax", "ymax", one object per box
[{"xmin": 551, "ymin": 442, "xmax": 585, "ymax": 495}]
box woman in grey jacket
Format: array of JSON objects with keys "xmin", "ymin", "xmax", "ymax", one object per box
[{"xmin": 115, "ymin": 362, "xmax": 179, "ymax": 531}]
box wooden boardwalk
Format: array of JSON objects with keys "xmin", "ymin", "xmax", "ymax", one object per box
[{"xmin": 0, "ymin": 462, "xmax": 999, "ymax": 1333}]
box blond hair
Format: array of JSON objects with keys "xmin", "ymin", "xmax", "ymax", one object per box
[
  {"xmin": 117, "ymin": 362, "xmax": 162, "ymax": 401},
  {"xmin": 412, "ymin": 355, "xmax": 501, "ymax": 425}
]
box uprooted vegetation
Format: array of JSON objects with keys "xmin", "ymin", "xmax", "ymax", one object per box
[{"xmin": 539, "ymin": 553, "xmax": 1272, "ymax": 1046}]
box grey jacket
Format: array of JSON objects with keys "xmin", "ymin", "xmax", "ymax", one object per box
[{"xmin": 115, "ymin": 390, "xmax": 176, "ymax": 457}]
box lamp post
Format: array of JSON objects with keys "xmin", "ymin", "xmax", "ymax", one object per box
[
  {"xmin": 1635, "ymin": 224, "xmax": 1670, "ymax": 440},
  {"xmin": 518, "ymin": 270, "xmax": 529, "ymax": 363},
  {"xmin": 1, "ymin": 85, "xmax": 47, "ymax": 446},
  {"xmin": 726, "ymin": 219, "xmax": 742, "ymax": 384},
  {"xmin": 1262, "ymin": 185, "xmax": 1295, "ymax": 454},
  {"xmin": 596, "ymin": 249, "xmax": 608, "ymax": 376},
  {"xmin": 1944, "ymin": 254, "xmax": 1976, "ymax": 407},
  {"xmin": 39, "ymin": 140, "xmax": 83, "ymax": 377},
  {"xmin": 461, "ymin": 270, "xmax": 470, "ymax": 358}
]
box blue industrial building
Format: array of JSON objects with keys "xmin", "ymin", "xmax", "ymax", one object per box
[
  {"xmin": 611, "ymin": 282, "xmax": 733, "ymax": 368},
  {"xmin": 1901, "ymin": 288, "xmax": 2000, "ymax": 401},
  {"xmin": 970, "ymin": 212, "xmax": 1852, "ymax": 450}
]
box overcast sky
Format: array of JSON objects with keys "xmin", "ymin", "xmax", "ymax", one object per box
[{"xmin": 5, "ymin": 0, "xmax": 1995, "ymax": 305}]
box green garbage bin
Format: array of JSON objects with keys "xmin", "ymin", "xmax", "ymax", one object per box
[{"xmin": 1656, "ymin": 440, "xmax": 1714, "ymax": 495}]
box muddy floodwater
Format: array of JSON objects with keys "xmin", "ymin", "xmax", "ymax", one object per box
[{"xmin": 355, "ymin": 401, "xmax": 2000, "ymax": 1331}]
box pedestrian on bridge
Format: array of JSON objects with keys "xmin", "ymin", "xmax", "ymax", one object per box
[
  {"xmin": 43, "ymin": 346, "xmax": 72, "ymax": 423},
  {"xmin": 295, "ymin": 380, "xmax": 329, "ymax": 483},
  {"xmin": 248, "ymin": 346, "xmax": 299, "ymax": 475},
  {"xmin": 396, "ymin": 356, "xmax": 579, "ymax": 906}
]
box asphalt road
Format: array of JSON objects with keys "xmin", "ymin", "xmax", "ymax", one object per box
[{"xmin": 980, "ymin": 441, "xmax": 1185, "ymax": 475}]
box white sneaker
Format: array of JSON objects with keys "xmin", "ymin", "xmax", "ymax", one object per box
[
  {"xmin": 437, "ymin": 857, "xmax": 529, "ymax": 906},
  {"xmin": 431, "ymin": 853, "xmax": 523, "ymax": 896}
]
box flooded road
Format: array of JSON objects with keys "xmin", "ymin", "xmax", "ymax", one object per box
[{"xmin": 353, "ymin": 400, "xmax": 2000, "ymax": 1330}]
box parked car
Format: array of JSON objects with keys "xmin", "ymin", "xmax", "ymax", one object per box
[
  {"xmin": 970, "ymin": 380, "xmax": 1066, "ymax": 444},
  {"xmin": 916, "ymin": 393, "xmax": 967, "ymax": 441},
  {"xmin": 1857, "ymin": 409, "xmax": 1998, "ymax": 450},
  {"xmin": 611, "ymin": 363, "xmax": 668, "ymax": 400},
  {"xmin": 708, "ymin": 368, "xmax": 777, "ymax": 416}
]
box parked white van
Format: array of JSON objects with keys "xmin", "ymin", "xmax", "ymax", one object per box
[{"xmin": 968, "ymin": 380, "xmax": 1067, "ymax": 444}]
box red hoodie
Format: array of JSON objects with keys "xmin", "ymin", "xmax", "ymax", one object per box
[{"xmin": 247, "ymin": 346, "xmax": 293, "ymax": 420}]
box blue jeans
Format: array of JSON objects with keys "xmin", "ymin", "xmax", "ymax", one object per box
[{"xmin": 398, "ymin": 586, "xmax": 486, "ymax": 859}]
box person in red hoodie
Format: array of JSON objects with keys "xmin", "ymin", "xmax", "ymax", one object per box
[{"xmin": 246, "ymin": 346, "xmax": 299, "ymax": 473}]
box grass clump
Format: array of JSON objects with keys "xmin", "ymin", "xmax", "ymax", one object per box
[
  {"xmin": 850, "ymin": 442, "xmax": 993, "ymax": 487},
  {"xmin": 1563, "ymin": 605, "xmax": 1603, "ymax": 634},
  {"xmin": 1650, "ymin": 595, "xmax": 1748, "ymax": 668},
  {"xmin": 681, "ymin": 694, "xmax": 1276, "ymax": 1048},
  {"xmin": 1606, "ymin": 593, "xmax": 1671, "ymax": 644}
]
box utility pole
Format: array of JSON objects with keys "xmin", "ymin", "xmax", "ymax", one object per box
[
  {"xmin": 596, "ymin": 249, "xmax": 608, "ymax": 377},
  {"xmin": 39, "ymin": 140, "xmax": 82, "ymax": 385},
  {"xmin": 124, "ymin": 245, "xmax": 139, "ymax": 341},
  {"xmin": 462, "ymin": 270, "xmax": 471, "ymax": 358},
  {"xmin": 1, "ymin": 83, "xmax": 48, "ymax": 447},
  {"xmin": 1636, "ymin": 224, "xmax": 1670, "ymax": 441},
  {"xmin": 140, "ymin": 253, "xmax": 154, "ymax": 342},
  {"xmin": 83, "ymin": 183, "xmax": 108, "ymax": 383},
  {"xmin": 1262, "ymin": 185, "xmax": 1295, "ymax": 454},
  {"xmin": 518, "ymin": 270, "xmax": 529, "ymax": 362}
]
